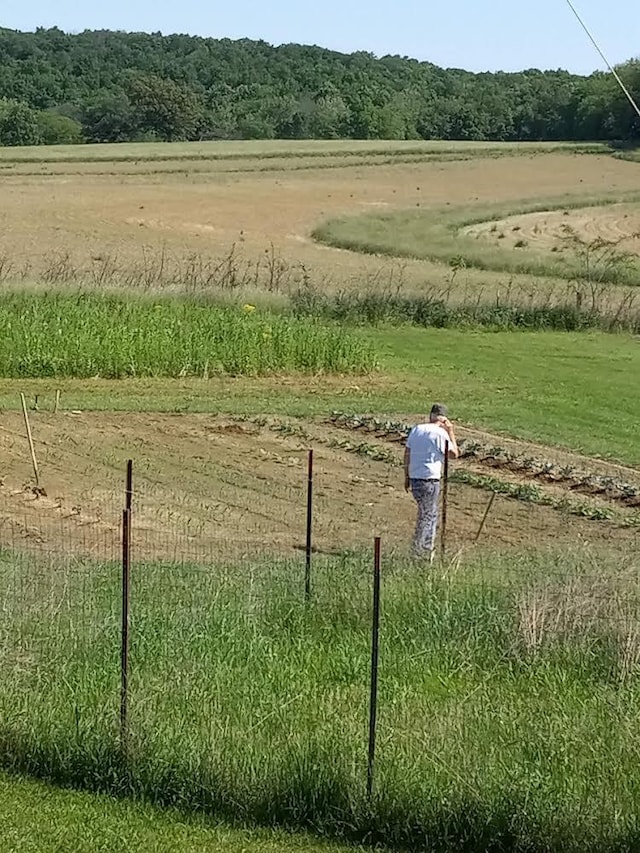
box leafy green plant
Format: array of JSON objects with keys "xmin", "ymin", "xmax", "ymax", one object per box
[{"xmin": 329, "ymin": 412, "xmax": 640, "ymax": 519}]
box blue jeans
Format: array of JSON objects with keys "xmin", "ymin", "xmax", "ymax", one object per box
[{"xmin": 410, "ymin": 478, "xmax": 441, "ymax": 555}]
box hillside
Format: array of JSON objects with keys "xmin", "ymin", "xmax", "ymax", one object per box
[{"xmin": 0, "ymin": 27, "xmax": 638, "ymax": 145}]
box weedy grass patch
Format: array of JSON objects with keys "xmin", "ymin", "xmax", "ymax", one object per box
[
  {"xmin": 291, "ymin": 285, "xmax": 640, "ymax": 333},
  {"xmin": 3, "ymin": 549, "xmax": 640, "ymax": 852},
  {"xmin": 0, "ymin": 291, "xmax": 377, "ymax": 378}
]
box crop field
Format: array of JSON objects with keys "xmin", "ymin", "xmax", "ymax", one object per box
[
  {"xmin": 1, "ymin": 410, "xmax": 638, "ymax": 564},
  {"xmin": 1, "ymin": 139, "xmax": 639, "ymax": 305},
  {"xmin": 1, "ymin": 138, "xmax": 640, "ymax": 851}
]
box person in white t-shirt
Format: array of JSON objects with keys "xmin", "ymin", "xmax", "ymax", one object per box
[{"xmin": 404, "ymin": 403, "xmax": 459, "ymax": 562}]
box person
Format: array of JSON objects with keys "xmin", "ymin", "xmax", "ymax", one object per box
[{"xmin": 404, "ymin": 403, "xmax": 459, "ymax": 562}]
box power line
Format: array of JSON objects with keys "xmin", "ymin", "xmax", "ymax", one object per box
[{"xmin": 564, "ymin": 0, "xmax": 640, "ymax": 121}]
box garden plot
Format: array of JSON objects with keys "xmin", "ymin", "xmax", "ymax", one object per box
[{"xmin": 0, "ymin": 411, "xmax": 635, "ymax": 563}]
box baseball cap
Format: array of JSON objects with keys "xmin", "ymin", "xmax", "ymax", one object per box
[{"xmin": 430, "ymin": 403, "xmax": 448, "ymax": 419}]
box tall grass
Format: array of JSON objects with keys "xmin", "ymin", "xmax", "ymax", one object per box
[
  {"xmin": 3, "ymin": 548, "xmax": 640, "ymax": 851},
  {"xmin": 0, "ymin": 291, "xmax": 377, "ymax": 377},
  {"xmin": 291, "ymin": 287, "xmax": 640, "ymax": 332},
  {"xmin": 291, "ymin": 284, "xmax": 640, "ymax": 333},
  {"xmin": 314, "ymin": 192, "xmax": 640, "ymax": 286}
]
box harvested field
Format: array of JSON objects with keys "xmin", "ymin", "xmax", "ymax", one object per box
[
  {"xmin": 466, "ymin": 201, "xmax": 640, "ymax": 256},
  {"xmin": 1, "ymin": 143, "xmax": 640, "ymax": 301}
]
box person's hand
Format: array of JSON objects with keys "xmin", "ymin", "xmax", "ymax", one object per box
[{"xmin": 438, "ymin": 416, "xmax": 455, "ymax": 434}]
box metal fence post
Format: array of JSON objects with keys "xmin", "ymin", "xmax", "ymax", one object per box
[
  {"xmin": 305, "ymin": 449, "xmax": 313, "ymax": 602},
  {"xmin": 441, "ymin": 441, "xmax": 450, "ymax": 561},
  {"xmin": 120, "ymin": 507, "xmax": 131, "ymax": 755},
  {"xmin": 126, "ymin": 459, "xmax": 133, "ymax": 512},
  {"xmin": 120, "ymin": 460, "xmax": 133, "ymax": 755},
  {"xmin": 367, "ymin": 536, "xmax": 382, "ymax": 799}
]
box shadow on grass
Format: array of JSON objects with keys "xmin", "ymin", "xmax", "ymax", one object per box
[{"xmin": 1, "ymin": 726, "xmax": 638, "ymax": 853}]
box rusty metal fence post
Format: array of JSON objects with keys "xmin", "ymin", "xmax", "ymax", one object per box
[
  {"xmin": 441, "ymin": 441, "xmax": 450, "ymax": 561},
  {"xmin": 120, "ymin": 460, "xmax": 133, "ymax": 755},
  {"xmin": 305, "ymin": 449, "xmax": 313, "ymax": 602},
  {"xmin": 367, "ymin": 536, "xmax": 382, "ymax": 799}
]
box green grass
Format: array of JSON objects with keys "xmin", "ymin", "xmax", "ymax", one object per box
[
  {"xmin": 0, "ymin": 291, "xmax": 376, "ymax": 378},
  {"xmin": 314, "ymin": 192, "xmax": 640, "ymax": 285},
  {"xmin": 3, "ymin": 548, "xmax": 640, "ymax": 852},
  {"xmin": 615, "ymin": 148, "xmax": 640, "ymax": 163},
  {"xmin": 373, "ymin": 326, "xmax": 640, "ymax": 464},
  {"xmin": 0, "ymin": 139, "xmax": 608, "ymax": 164},
  {"xmin": 292, "ymin": 286, "xmax": 640, "ymax": 332},
  {"xmin": 7, "ymin": 325, "xmax": 640, "ymax": 465},
  {"xmin": 0, "ymin": 772, "xmax": 353, "ymax": 853}
]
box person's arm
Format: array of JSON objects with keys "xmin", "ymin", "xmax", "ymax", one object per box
[
  {"xmin": 404, "ymin": 429, "xmax": 415, "ymax": 491},
  {"xmin": 439, "ymin": 418, "xmax": 459, "ymax": 458},
  {"xmin": 404, "ymin": 446, "xmax": 411, "ymax": 492}
]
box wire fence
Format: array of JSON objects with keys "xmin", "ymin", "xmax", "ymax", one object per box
[{"xmin": 1, "ymin": 451, "xmax": 640, "ymax": 845}]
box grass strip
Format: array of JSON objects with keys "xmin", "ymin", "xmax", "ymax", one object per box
[
  {"xmin": 0, "ymin": 140, "xmax": 608, "ymax": 165},
  {"xmin": 0, "ymin": 291, "xmax": 377, "ymax": 378},
  {"xmin": 314, "ymin": 191, "xmax": 640, "ymax": 285}
]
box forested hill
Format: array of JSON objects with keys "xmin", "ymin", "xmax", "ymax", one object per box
[{"xmin": 0, "ymin": 26, "xmax": 638, "ymax": 146}]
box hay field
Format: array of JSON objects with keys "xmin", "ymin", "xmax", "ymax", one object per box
[
  {"xmin": 1, "ymin": 140, "xmax": 639, "ymax": 301},
  {"xmin": 466, "ymin": 201, "xmax": 640, "ymax": 254}
]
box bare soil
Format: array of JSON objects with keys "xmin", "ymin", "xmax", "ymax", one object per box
[{"xmin": 0, "ymin": 412, "xmax": 635, "ymax": 565}]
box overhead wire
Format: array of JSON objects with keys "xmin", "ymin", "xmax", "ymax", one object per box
[{"xmin": 564, "ymin": 0, "xmax": 640, "ymax": 121}]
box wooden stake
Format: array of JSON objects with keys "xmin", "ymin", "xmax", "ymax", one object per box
[
  {"xmin": 20, "ymin": 392, "xmax": 45, "ymax": 495},
  {"xmin": 54, "ymin": 390, "xmax": 61, "ymax": 414},
  {"xmin": 475, "ymin": 492, "xmax": 497, "ymax": 543}
]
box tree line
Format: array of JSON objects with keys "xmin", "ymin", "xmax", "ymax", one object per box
[{"xmin": 0, "ymin": 27, "xmax": 638, "ymax": 146}]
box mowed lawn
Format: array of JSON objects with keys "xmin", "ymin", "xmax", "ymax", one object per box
[
  {"xmin": 374, "ymin": 327, "xmax": 640, "ymax": 464},
  {"xmin": 4, "ymin": 327, "xmax": 639, "ymax": 465},
  {"xmin": 0, "ymin": 773, "xmax": 353, "ymax": 853}
]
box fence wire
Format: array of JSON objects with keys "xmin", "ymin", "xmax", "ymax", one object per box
[{"xmin": 1, "ymin": 452, "xmax": 640, "ymax": 845}]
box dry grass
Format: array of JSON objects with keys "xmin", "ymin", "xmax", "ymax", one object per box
[
  {"xmin": 1, "ymin": 146, "xmax": 639, "ymax": 303},
  {"xmin": 517, "ymin": 571, "xmax": 640, "ymax": 681}
]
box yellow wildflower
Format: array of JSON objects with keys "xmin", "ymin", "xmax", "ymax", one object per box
[{"xmin": 242, "ymin": 303, "xmax": 256, "ymax": 314}]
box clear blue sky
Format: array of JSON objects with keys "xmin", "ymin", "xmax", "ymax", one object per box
[{"xmin": 1, "ymin": 0, "xmax": 638, "ymax": 75}]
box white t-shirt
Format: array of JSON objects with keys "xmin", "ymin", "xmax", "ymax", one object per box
[{"xmin": 406, "ymin": 423, "xmax": 450, "ymax": 480}]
